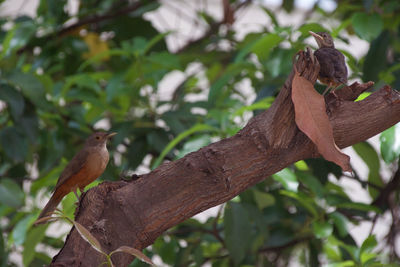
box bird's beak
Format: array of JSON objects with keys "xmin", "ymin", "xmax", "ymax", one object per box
[
  {"xmin": 106, "ymin": 132, "xmax": 117, "ymax": 139},
  {"xmin": 309, "ymin": 31, "xmax": 323, "ymax": 41}
]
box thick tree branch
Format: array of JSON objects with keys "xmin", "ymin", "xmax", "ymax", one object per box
[{"xmin": 50, "ymin": 50, "xmax": 400, "ymax": 266}]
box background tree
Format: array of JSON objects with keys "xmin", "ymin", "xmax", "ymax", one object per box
[{"xmin": 0, "ymin": 0, "xmax": 400, "ymax": 266}]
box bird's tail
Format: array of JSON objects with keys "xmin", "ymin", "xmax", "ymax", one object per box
[{"xmin": 34, "ymin": 190, "xmax": 64, "ymax": 225}]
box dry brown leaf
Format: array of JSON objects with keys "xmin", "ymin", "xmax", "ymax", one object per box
[
  {"xmin": 111, "ymin": 246, "xmax": 156, "ymax": 266},
  {"xmin": 291, "ymin": 69, "xmax": 352, "ymax": 172},
  {"xmin": 73, "ymin": 220, "xmax": 105, "ymax": 255}
]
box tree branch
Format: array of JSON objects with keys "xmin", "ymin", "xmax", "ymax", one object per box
[
  {"xmin": 50, "ymin": 50, "xmax": 400, "ymax": 266},
  {"xmin": 18, "ymin": 1, "xmax": 150, "ymax": 54},
  {"xmin": 372, "ymin": 159, "xmax": 400, "ymax": 208},
  {"xmin": 175, "ymin": 0, "xmax": 252, "ymax": 53}
]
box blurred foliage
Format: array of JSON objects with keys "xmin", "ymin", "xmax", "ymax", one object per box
[{"xmin": 0, "ymin": 0, "xmax": 400, "ymax": 266}]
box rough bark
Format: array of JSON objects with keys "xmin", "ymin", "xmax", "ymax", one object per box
[{"xmin": 50, "ymin": 50, "xmax": 400, "ymax": 266}]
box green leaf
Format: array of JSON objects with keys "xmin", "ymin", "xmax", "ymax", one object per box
[
  {"xmin": 265, "ymin": 48, "xmax": 294, "ymax": 78},
  {"xmin": 280, "ymin": 190, "xmax": 318, "ymax": 218},
  {"xmin": 380, "ymin": 123, "xmax": 400, "ymax": 163},
  {"xmin": 253, "ymin": 190, "xmax": 275, "ymax": 210},
  {"xmin": 162, "ymin": 109, "xmax": 197, "ymax": 135},
  {"xmin": 361, "ymin": 252, "xmax": 378, "ymax": 265},
  {"xmin": 298, "ymin": 23, "xmax": 327, "ymax": 38},
  {"xmin": 0, "ymin": 127, "xmax": 28, "ymax": 162},
  {"xmin": 282, "ymin": 0, "xmax": 294, "ymax": 12},
  {"xmin": 19, "ymin": 109, "xmax": 39, "ymax": 142},
  {"xmin": 360, "ymin": 235, "xmax": 377, "ymax": 254},
  {"xmin": 351, "ymin": 12, "xmax": 383, "ymax": 42},
  {"xmin": 152, "ymin": 124, "xmax": 216, "ymax": 169},
  {"xmin": 61, "ymin": 190, "xmax": 81, "ymax": 219},
  {"xmin": 11, "ymin": 214, "xmax": 36, "ymax": 245},
  {"xmin": 261, "ymin": 7, "xmax": 279, "ymax": 27},
  {"xmin": 324, "ymin": 241, "xmax": 342, "ymax": 261},
  {"xmin": 154, "ymin": 238, "xmax": 178, "ymax": 264},
  {"xmin": 79, "ymin": 49, "xmax": 131, "ymax": 71},
  {"xmin": 327, "ymin": 261, "xmax": 356, "ymax": 267},
  {"xmin": 62, "ymin": 73, "xmax": 103, "ymax": 95},
  {"xmin": 142, "ymin": 32, "xmax": 171, "ymax": 55},
  {"xmin": 297, "ymin": 171, "xmax": 324, "ymax": 197},
  {"xmin": 264, "ymin": 228, "xmax": 294, "ymax": 247},
  {"xmin": 306, "ymin": 158, "xmax": 342, "ymax": 180},
  {"xmin": 177, "ymin": 134, "xmax": 211, "ymax": 159},
  {"xmin": 0, "ymin": 227, "xmax": 6, "ymax": 266},
  {"xmin": 354, "ymin": 92, "xmax": 371, "ymax": 102},
  {"xmin": 208, "ymin": 63, "xmax": 243, "ymax": 105},
  {"xmin": 329, "ymin": 212, "xmax": 349, "ymax": 237},
  {"xmin": 272, "ymin": 168, "xmax": 299, "ymax": 192},
  {"xmin": 31, "ymin": 160, "xmax": 66, "ymax": 194},
  {"xmin": 0, "ymin": 20, "xmax": 36, "ymax": 58},
  {"xmin": 379, "ymin": 62, "xmax": 400, "ymax": 85},
  {"xmin": 23, "ymin": 225, "xmax": 47, "ymax": 266},
  {"xmin": 126, "ymin": 136, "xmax": 148, "ymax": 170},
  {"xmin": 232, "ymin": 97, "xmax": 274, "ymax": 117},
  {"xmin": 7, "ymin": 71, "xmax": 48, "ymax": 109},
  {"xmin": 105, "ymin": 73, "xmax": 126, "ymax": 102},
  {"xmin": 224, "ymin": 202, "xmax": 252, "ymax": 266},
  {"xmin": 250, "ymin": 33, "xmax": 283, "ymax": 61},
  {"xmin": 0, "ymin": 83, "xmax": 25, "ymax": 120},
  {"xmin": 294, "ymin": 160, "xmax": 308, "ymax": 171},
  {"xmin": 312, "ymin": 221, "xmax": 333, "ymax": 239},
  {"xmin": 353, "ymin": 142, "xmax": 383, "ymax": 198},
  {"xmin": 0, "ymin": 178, "xmax": 24, "ymax": 208},
  {"xmin": 331, "ymin": 18, "xmax": 352, "ymax": 38},
  {"xmin": 336, "ymin": 202, "xmax": 380, "ymax": 213},
  {"xmin": 363, "ymin": 31, "xmax": 390, "ymax": 82}
]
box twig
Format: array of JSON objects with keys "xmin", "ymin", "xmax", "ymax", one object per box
[
  {"xmin": 258, "ymin": 236, "xmax": 313, "ymax": 253},
  {"xmin": 372, "ymin": 159, "xmax": 400, "ymax": 208},
  {"xmin": 212, "ymin": 205, "xmax": 225, "ymax": 245},
  {"xmin": 175, "ymin": 0, "xmax": 252, "ymax": 53},
  {"xmin": 342, "ymin": 172, "xmax": 383, "ymax": 190}
]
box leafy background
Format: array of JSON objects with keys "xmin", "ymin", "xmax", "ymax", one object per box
[{"xmin": 0, "ymin": 0, "xmax": 400, "ymax": 266}]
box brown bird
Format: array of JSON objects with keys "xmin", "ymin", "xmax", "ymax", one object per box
[
  {"xmin": 309, "ymin": 31, "xmax": 348, "ymax": 95},
  {"xmin": 34, "ymin": 132, "xmax": 116, "ymax": 225}
]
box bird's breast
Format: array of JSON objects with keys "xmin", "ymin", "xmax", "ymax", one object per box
[{"xmin": 85, "ymin": 146, "xmax": 110, "ymax": 179}]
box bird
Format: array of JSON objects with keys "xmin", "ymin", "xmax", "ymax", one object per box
[
  {"xmin": 34, "ymin": 132, "xmax": 116, "ymax": 225},
  {"xmin": 309, "ymin": 31, "xmax": 348, "ymax": 95}
]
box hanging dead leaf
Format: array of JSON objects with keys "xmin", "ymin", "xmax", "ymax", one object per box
[{"xmin": 291, "ymin": 69, "xmax": 352, "ymax": 172}]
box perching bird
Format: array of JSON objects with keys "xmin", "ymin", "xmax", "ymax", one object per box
[
  {"xmin": 34, "ymin": 132, "xmax": 116, "ymax": 225},
  {"xmin": 309, "ymin": 31, "xmax": 348, "ymax": 95}
]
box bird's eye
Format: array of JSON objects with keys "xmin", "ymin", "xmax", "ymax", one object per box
[{"xmin": 96, "ymin": 136, "xmax": 100, "ymax": 140}]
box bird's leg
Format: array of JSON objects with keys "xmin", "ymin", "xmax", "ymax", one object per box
[
  {"xmin": 322, "ymin": 83, "xmax": 333, "ymax": 95},
  {"xmin": 331, "ymin": 83, "xmax": 346, "ymax": 93},
  {"xmin": 73, "ymin": 188, "xmax": 80, "ymax": 201}
]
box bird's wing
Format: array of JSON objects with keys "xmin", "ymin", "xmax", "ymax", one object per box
[
  {"xmin": 314, "ymin": 49, "xmax": 335, "ymax": 80},
  {"xmin": 332, "ymin": 50, "xmax": 348, "ymax": 84},
  {"xmin": 54, "ymin": 149, "xmax": 89, "ymax": 191}
]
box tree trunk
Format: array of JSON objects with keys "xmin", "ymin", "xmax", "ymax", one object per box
[{"xmin": 50, "ymin": 50, "xmax": 400, "ymax": 266}]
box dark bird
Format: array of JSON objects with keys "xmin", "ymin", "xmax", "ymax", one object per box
[
  {"xmin": 34, "ymin": 132, "xmax": 116, "ymax": 225},
  {"xmin": 309, "ymin": 31, "xmax": 348, "ymax": 95}
]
